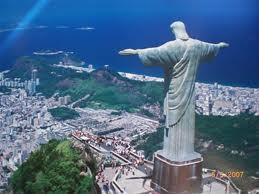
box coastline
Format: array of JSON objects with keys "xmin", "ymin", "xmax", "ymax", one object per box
[{"xmin": 1, "ymin": 63, "xmax": 259, "ymax": 90}]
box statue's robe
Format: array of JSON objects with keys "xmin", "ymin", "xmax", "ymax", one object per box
[{"xmin": 138, "ymin": 38, "xmax": 220, "ymax": 161}]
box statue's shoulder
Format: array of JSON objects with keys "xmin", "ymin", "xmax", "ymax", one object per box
[
  {"xmin": 161, "ymin": 40, "xmax": 180, "ymax": 48},
  {"xmin": 184, "ymin": 39, "xmax": 203, "ymax": 49},
  {"xmin": 186, "ymin": 38, "xmax": 201, "ymax": 44},
  {"xmin": 164, "ymin": 40, "xmax": 177, "ymax": 45},
  {"xmin": 169, "ymin": 39, "xmax": 200, "ymax": 46}
]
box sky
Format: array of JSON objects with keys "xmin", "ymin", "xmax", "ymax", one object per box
[
  {"xmin": 0, "ymin": 0, "xmax": 256, "ymax": 23},
  {"xmin": 0, "ymin": 0, "xmax": 258, "ymax": 86}
]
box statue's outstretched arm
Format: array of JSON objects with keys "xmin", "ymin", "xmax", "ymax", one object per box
[
  {"xmin": 200, "ymin": 41, "xmax": 229, "ymax": 62},
  {"xmin": 119, "ymin": 44, "xmax": 173, "ymax": 68},
  {"xmin": 217, "ymin": 42, "xmax": 229, "ymax": 48},
  {"xmin": 119, "ymin": 49, "xmax": 143, "ymax": 56}
]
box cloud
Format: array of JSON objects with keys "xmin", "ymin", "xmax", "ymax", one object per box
[
  {"xmin": 0, "ymin": 26, "xmax": 48, "ymax": 33},
  {"xmin": 75, "ymin": 27, "xmax": 95, "ymax": 31},
  {"xmin": 0, "ymin": 27, "xmax": 28, "ymax": 33},
  {"xmin": 35, "ymin": 25, "xmax": 48, "ymax": 29}
]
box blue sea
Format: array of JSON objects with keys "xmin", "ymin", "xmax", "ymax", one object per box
[{"xmin": 0, "ymin": 0, "xmax": 258, "ymax": 88}]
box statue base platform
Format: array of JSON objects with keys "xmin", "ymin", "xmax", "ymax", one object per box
[{"xmin": 151, "ymin": 152, "xmax": 203, "ymax": 194}]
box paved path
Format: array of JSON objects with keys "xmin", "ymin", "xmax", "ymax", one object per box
[
  {"xmin": 117, "ymin": 168, "xmax": 152, "ymax": 194},
  {"xmin": 203, "ymin": 181, "xmax": 227, "ymax": 194},
  {"xmin": 98, "ymin": 167, "xmax": 117, "ymax": 194}
]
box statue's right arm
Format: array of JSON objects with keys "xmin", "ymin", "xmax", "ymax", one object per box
[
  {"xmin": 119, "ymin": 49, "xmax": 141, "ymax": 56},
  {"xmin": 118, "ymin": 46, "xmax": 162, "ymax": 67}
]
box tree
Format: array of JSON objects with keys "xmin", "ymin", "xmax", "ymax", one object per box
[
  {"xmin": 11, "ymin": 140, "xmax": 94, "ymax": 194},
  {"xmin": 75, "ymin": 176, "xmax": 93, "ymax": 194}
]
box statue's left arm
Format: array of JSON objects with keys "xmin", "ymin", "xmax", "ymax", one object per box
[
  {"xmin": 119, "ymin": 41, "xmax": 179, "ymax": 68},
  {"xmin": 119, "ymin": 46, "xmax": 164, "ymax": 67},
  {"xmin": 200, "ymin": 41, "xmax": 229, "ymax": 62},
  {"xmin": 138, "ymin": 47, "xmax": 165, "ymax": 67}
]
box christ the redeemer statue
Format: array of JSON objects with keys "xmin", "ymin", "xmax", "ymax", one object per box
[{"xmin": 119, "ymin": 21, "xmax": 228, "ymax": 162}]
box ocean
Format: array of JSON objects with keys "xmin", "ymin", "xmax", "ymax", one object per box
[{"xmin": 0, "ymin": 20, "xmax": 258, "ymax": 88}]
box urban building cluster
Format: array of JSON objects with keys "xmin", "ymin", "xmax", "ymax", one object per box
[
  {"xmin": 195, "ymin": 82, "xmax": 259, "ymax": 116},
  {"xmin": 0, "ymin": 70, "xmax": 40, "ymax": 96},
  {"xmin": 58, "ymin": 95, "xmax": 71, "ymax": 106},
  {"xmin": 0, "ymin": 89, "xmax": 73, "ymax": 191}
]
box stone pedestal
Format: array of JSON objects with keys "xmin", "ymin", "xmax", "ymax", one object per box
[{"xmin": 151, "ymin": 153, "xmax": 203, "ymax": 194}]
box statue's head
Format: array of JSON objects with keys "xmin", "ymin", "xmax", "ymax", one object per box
[{"xmin": 170, "ymin": 21, "xmax": 189, "ymax": 41}]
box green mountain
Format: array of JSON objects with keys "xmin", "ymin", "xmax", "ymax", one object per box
[
  {"xmin": 7, "ymin": 56, "xmax": 89, "ymax": 97},
  {"xmin": 6, "ymin": 56, "xmax": 163, "ymax": 113},
  {"xmin": 11, "ymin": 140, "xmax": 95, "ymax": 194}
]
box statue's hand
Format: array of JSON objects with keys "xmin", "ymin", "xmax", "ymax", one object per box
[
  {"xmin": 119, "ymin": 49, "xmax": 139, "ymax": 56},
  {"xmin": 218, "ymin": 42, "xmax": 229, "ymax": 48}
]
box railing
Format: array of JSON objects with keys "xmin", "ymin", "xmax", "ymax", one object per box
[
  {"xmin": 111, "ymin": 171, "xmax": 128, "ymax": 194},
  {"xmin": 129, "ymin": 151, "xmax": 154, "ymax": 166},
  {"xmin": 203, "ymin": 168, "xmax": 241, "ymax": 194},
  {"xmin": 111, "ymin": 151, "xmax": 132, "ymax": 164}
]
